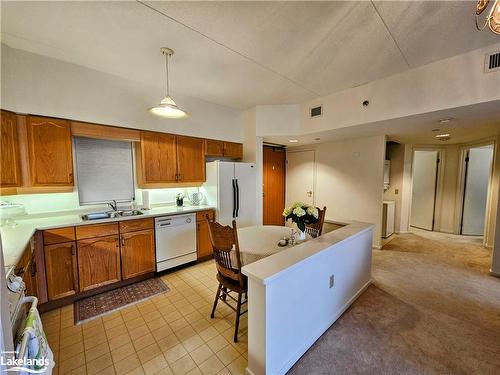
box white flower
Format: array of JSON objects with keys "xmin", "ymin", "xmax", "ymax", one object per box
[
  {"xmin": 306, "ymin": 206, "xmax": 319, "ymax": 219},
  {"xmin": 292, "ymin": 206, "xmax": 306, "ymax": 217},
  {"xmin": 283, "ymin": 207, "xmax": 292, "ymax": 217}
]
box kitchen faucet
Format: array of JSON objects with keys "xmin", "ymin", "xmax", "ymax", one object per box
[{"xmin": 107, "ymin": 200, "xmax": 118, "ymax": 212}]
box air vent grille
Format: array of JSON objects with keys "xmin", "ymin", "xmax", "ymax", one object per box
[
  {"xmin": 485, "ymin": 52, "xmax": 500, "ymax": 72},
  {"xmin": 310, "ymin": 105, "xmax": 322, "ymax": 118}
]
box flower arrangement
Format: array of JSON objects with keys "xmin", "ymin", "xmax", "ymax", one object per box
[{"xmin": 283, "ymin": 202, "xmax": 319, "ymax": 233}]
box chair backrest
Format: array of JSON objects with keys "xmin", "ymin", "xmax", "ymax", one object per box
[
  {"xmin": 206, "ymin": 219, "xmax": 244, "ymax": 286},
  {"xmin": 305, "ymin": 206, "xmax": 327, "ymax": 238}
]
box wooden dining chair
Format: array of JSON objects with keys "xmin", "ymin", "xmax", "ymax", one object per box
[
  {"xmin": 206, "ymin": 219, "xmax": 248, "ymax": 342},
  {"xmin": 305, "ymin": 206, "xmax": 327, "ymax": 238}
]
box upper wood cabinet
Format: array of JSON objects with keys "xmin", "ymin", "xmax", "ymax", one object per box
[
  {"xmin": 121, "ymin": 229, "xmax": 155, "ymax": 280},
  {"xmin": 223, "ymin": 142, "xmax": 243, "ymax": 160},
  {"xmin": 136, "ymin": 131, "xmax": 178, "ymax": 187},
  {"xmin": 26, "ymin": 116, "xmax": 73, "ymax": 186},
  {"xmin": 205, "ymin": 139, "xmax": 224, "ymax": 157},
  {"xmin": 77, "ymin": 235, "xmax": 121, "ymax": 292},
  {"xmin": 44, "ymin": 241, "xmax": 78, "ymax": 300},
  {"xmin": 0, "ymin": 110, "xmax": 22, "ymax": 188},
  {"xmin": 177, "ymin": 136, "xmax": 205, "ymax": 183}
]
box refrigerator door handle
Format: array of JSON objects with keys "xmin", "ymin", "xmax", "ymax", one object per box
[
  {"xmin": 235, "ymin": 179, "xmax": 240, "ymax": 217},
  {"xmin": 232, "ymin": 179, "xmax": 236, "ymax": 218}
]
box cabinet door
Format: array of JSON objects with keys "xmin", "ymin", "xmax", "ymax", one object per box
[
  {"xmin": 205, "ymin": 139, "xmax": 224, "ymax": 157},
  {"xmin": 77, "ymin": 235, "xmax": 121, "ymax": 291},
  {"xmin": 196, "ymin": 220, "xmax": 213, "ymax": 259},
  {"xmin": 1, "ymin": 111, "xmax": 22, "ymax": 188},
  {"xmin": 223, "ymin": 142, "xmax": 243, "ymax": 160},
  {"xmin": 26, "ymin": 116, "xmax": 73, "ymax": 186},
  {"xmin": 137, "ymin": 131, "xmax": 177, "ymax": 185},
  {"xmin": 45, "ymin": 242, "xmax": 78, "ymax": 300},
  {"xmin": 121, "ymin": 229, "xmax": 155, "ymax": 280},
  {"xmin": 177, "ymin": 136, "xmax": 205, "ymax": 183}
]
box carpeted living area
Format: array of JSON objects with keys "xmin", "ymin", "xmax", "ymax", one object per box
[{"xmin": 289, "ymin": 232, "xmax": 500, "ymax": 374}]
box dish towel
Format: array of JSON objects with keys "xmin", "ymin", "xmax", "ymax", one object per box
[{"xmin": 15, "ymin": 307, "xmax": 54, "ymax": 374}]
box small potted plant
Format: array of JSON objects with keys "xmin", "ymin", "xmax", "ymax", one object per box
[
  {"xmin": 176, "ymin": 192, "xmax": 184, "ymax": 207},
  {"xmin": 283, "ymin": 202, "xmax": 318, "ymax": 240}
]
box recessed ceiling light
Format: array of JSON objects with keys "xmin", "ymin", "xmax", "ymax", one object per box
[
  {"xmin": 289, "ymin": 139, "xmax": 299, "ymax": 143},
  {"xmin": 438, "ymin": 118, "xmax": 453, "ymax": 124},
  {"xmin": 435, "ymin": 133, "xmax": 450, "ymax": 138},
  {"xmin": 432, "ymin": 128, "xmax": 441, "ymax": 132}
]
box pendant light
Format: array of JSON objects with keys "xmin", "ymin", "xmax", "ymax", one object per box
[
  {"xmin": 150, "ymin": 47, "xmax": 189, "ymax": 119},
  {"xmin": 476, "ymin": 0, "xmax": 500, "ymax": 34}
]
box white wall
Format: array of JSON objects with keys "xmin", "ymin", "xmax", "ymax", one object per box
[
  {"xmin": 492, "ymin": 177, "xmax": 500, "ymax": 276},
  {"xmin": 289, "ymin": 135, "xmax": 386, "ymax": 247},
  {"xmin": 1, "ymin": 44, "xmax": 242, "ymax": 142},
  {"xmin": 299, "ymin": 43, "xmax": 500, "ymax": 136},
  {"xmin": 383, "ymin": 143, "xmax": 405, "ymax": 233},
  {"xmin": 255, "ymin": 104, "xmax": 300, "ymax": 137}
]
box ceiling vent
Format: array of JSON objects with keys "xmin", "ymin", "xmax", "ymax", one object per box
[
  {"xmin": 310, "ymin": 105, "xmax": 322, "ymax": 118},
  {"xmin": 485, "ymin": 51, "xmax": 500, "ymax": 73}
]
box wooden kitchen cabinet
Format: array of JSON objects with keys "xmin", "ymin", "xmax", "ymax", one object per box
[
  {"xmin": 205, "ymin": 139, "xmax": 224, "ymax": 157},
  {"xmin": 120, "ymin": 229, "xmax": 155, "ymax": 279},
  {"xmin": 136, "ymin": 131, "xmax": 177, "ymax": 187},
  {"xmin": 223, "ymin": 142, "xmax": 243, "ymax": 160},
  {"xmin": 196, "ymin": 210, "xmax": 215, "ymax": 259},
  {"xmin": 177, "ymin": 136, "xmax": 205, "ymax": 183},
  {"xmin": 77, "ymin": 235, "xmax": 121, "ymax": 292},
  {"xmin": 0, "ymin": 110, "xmax": 22, "ymax": 189},
  {"xmin": 15, "ymin": 242, "xmax": 37, "ymax": 298},
  {"xmin": 26, "ymin": 116, "xmax": 73, "ymax": 186},
  {"xmin": 44, "ymin": 242, "xmax": 78, "ymax": 300}
]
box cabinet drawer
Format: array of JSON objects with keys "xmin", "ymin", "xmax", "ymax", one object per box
[
  {"xmin": 119, "ymin": 218, "xmax": 154, "ymax": 233},
  {"xmin": 196, "ymin": 210, "xmax": 215, "ymax": 223},
  {"xmin": 76, "ymin": 222, "xmax": 119, "ymax": 240},
  {"xmin": 43, "ymin": 227, "xmax": 76, "ymax": 245}
]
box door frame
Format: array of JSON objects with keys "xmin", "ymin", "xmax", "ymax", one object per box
[
  {"xmin": 285, "ymin": 148, "xmax": 317, "ymax": 207},
  {"xmin": 455, "ymin": 139, "xmax": 495, "ymax": 240},
  {"xmin": 408, "ymin": 146, "xmax": 446, "ymax": 232}
]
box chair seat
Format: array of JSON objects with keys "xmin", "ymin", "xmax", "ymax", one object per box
[{"xmin": 216, "ymin": 273, "xmax": 247, "ymax": 293}]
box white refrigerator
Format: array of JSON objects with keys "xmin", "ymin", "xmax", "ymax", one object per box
[{"xmin": 203, "ymin": 161, "xmax": 257, "ymax": 228}]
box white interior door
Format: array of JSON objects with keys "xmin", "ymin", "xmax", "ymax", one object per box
[
  {"xmin": 410, "ymin": 150, "xmax": 439, "ymax": 231},
  {"xmin": 286, "ymin": 150, "xmax": 315, "ymax": 207},
  {"xmin": 461, "ymin": 145, "xmax": 494, "ymax": 235}
]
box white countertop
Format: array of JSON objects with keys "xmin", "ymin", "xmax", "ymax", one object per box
[
  {"xmin": 0, "ymin": 204, "xmax": 214, "ymax": 268},
  {"xmin": 241, "ymin": 221, "xmax": 374, "ymax": 285}
]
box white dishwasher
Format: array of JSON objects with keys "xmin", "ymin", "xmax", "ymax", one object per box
[{"xmin": 155, "ymin": 214, "xmax": 197, "ymax": 272}]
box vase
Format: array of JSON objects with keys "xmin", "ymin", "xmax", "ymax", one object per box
[
  {"xmin": 176, "ymin": 198, "xmax": 184, "ymax": 207},
  {"xmin": 298, "ymin": 230, "xmax": 306, "ymax": 241}
]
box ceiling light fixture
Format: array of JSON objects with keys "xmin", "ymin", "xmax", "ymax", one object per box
[
  {"xmin": 432, "ymin": 128, "xmax": 441, "ymax": 132},
  {"xmin": 289, "ymin": 139, "xmax": 299, "ymax": 143},
  {"xmin": 150, "ymin": 47, "xmax": 189, "ymax": 119},
  {"xmin": 435, "ymin": 133, "xmax": 451, "ymax": 140},
  {"xmin": 476, "ymin": 0, "xmax": 500, "ymax": 34},
  {"xmin": 438, "ymin": 117, "xmax": 453, "ymax": 124}
]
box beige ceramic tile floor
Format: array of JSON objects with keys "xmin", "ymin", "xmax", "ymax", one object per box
[{"xmin": 41, "ymin": 261, "xmax": 248, "ymax": 375}]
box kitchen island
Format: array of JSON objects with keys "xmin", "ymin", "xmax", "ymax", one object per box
[{"xmin": 242, "ymin": 221, "xmax": 374, "ymax": 375}]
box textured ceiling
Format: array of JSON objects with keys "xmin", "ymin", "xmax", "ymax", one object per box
[{"xmin": 1, "ymin": 1, "xmax": 499, "ymax": 109}]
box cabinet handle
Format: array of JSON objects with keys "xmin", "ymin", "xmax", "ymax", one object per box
[
  {"xmin": 71, "ymin": 245, "xmax": 76, "ymax": 256},
  {"xmin": 121, "ymin": 236, "xmax": 125, "ymax": 247}
]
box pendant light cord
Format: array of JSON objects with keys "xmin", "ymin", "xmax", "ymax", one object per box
[{"xmin": 165, "ymin": 52, "xmax": 170, "ymax": 97}]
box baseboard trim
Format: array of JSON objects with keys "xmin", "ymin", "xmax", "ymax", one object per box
[
  {"xmin": 274, "ymin": 280, "xmax": 372, "ymax": 375},
  {"xmin": 490, "ymin": 270, "xmax": 500, "ymax": 278}
]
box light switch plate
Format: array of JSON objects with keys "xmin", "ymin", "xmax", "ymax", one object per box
[{"xmin": 329, "ymin": 275, "xmax": 334, "ymax": 288}]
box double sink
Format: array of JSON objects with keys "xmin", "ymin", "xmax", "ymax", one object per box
[{"xmin": 81, "ymin": 209, "xmax": 143, "ymax": 221}]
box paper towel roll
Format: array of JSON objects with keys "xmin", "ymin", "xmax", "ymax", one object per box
[{"xmin": 142, "ymin": 190, "xmax": 151, "ymax": 210}]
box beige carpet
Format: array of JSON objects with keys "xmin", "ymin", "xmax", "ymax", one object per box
[{"xmin": 289, "ymin": 232, "xmax": 500, "ymax": 374}]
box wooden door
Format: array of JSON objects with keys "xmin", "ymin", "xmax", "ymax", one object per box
[
  {"xmin": 137, "ymin": 131, "xmax": 177, "ymax": 186},
  {"xmin": 121, "ymin": 229, "xmax": 155, "ymax": 279},
  {"xmin": 223, "ymin": 142, "xmax": 243, "ymax": 160},
  {"xmin": 44, "ymin": 242, "xmax": 78, "ymax": 300},
  {"xmin": 177, "ymin": 136, "xmax": 205, "ymax": 183},
  {"xmin": 263, "ymin": 146, "xmax": 286, "ymax": 225},
  {"xmin": 77, "ymin": 235, "xmax": 121, "ymax": 291},
  {"xmin": 196, "ymin": 210, "xmax": 214, "ymax": 259},
  {"xmin": 26, "ymin": 116, "xmax": 73, "ymax": 186},
  {"xmin": 205, "ymin": 139, "xmax": 224, "ymax": 157},
  {"xmin": 1, "ymin": 110, "xmax": 22, "ymax": 188}
]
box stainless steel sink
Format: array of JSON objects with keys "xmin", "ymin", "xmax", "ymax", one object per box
[{"xmin": 81, "ymin": 209, "xmax": 143, "ymax": 221}]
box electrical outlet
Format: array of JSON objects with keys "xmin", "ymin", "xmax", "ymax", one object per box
[
  {"xmin": 329, "ymin": 275, "xmax": 334, "ymax": 288},
  {"xmin": 395, "ymin": 189, "xmax": 399, "ymax": 195}
]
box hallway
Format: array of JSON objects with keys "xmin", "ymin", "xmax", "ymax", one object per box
[{"xmin": 289, "ymin": 232, "xmax": 500, "ymax": 374}]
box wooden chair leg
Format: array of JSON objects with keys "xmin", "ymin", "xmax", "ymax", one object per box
[
  {"xmin": 211, "ymin": 283, "xmax": 222, "ymax": 319},
  {"xmin": 233, "ymin": 292, "xmax": 242, "ymax": 343}
]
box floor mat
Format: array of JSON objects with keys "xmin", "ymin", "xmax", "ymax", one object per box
[{"xmin": 74, "ymin": 278, "xmax": 169, "ymax": 323}]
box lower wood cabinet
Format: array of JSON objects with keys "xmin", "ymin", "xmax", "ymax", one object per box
[
  {"xmin": 121, "ymin": 229, "xmax": 155, "ymax": 279},
  {"xmin": 44, "ymin": 242, "xmax": 78, "ymax": 300},
  {"xmin": 77, "ymin": 235, "xmax": 121, "ymax": 292},
  {"xmin": 196, "ymin": 210, "xmax": 215, "ymax": 259},
  {"xmin": 16, "ymin": 242, "xmax": 38, "ymax": 298}
]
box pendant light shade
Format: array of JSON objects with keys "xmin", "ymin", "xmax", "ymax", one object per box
[{"xmin": 150, "ymin": 47, "xmax": 189, "ymax": 119}]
